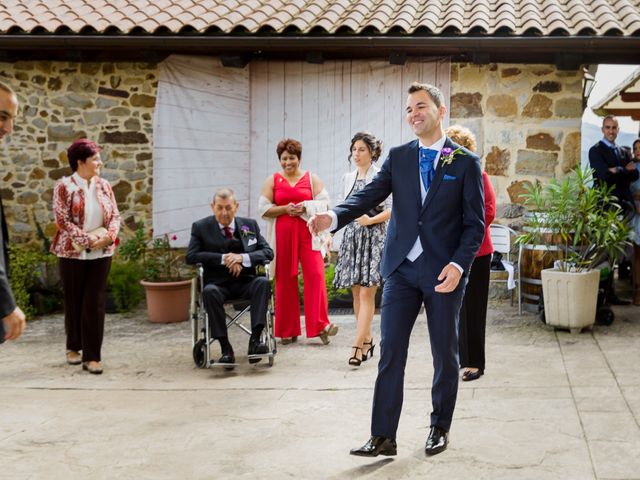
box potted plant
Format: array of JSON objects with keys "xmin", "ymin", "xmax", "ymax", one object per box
[
  {"xmin": 516, "ymin": 167, "xmax": 631, "ymax": 332},
  {"xmin": 120, "ymin": 221, "xmax": 193, "ymax": 323}
]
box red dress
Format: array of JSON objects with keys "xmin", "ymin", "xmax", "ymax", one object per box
[{"xmin": 273, "ymin": 171, "xmax": 330, "ymax": 338}]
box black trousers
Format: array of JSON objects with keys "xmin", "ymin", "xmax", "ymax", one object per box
[
  {"xmin": 59, "ymin": 256, "xmax": 112, "ymax": 362},
  {"xmin": 202, "ymin": 276, "xmax": 270, "ymax": 341},
  {"xmin": 458, "ymin": 253, "xmax": 491, "ymax": 371}
]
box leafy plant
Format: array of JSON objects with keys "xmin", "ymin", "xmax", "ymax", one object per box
[
  {"xmin": 107, "ymin": 259, "xmax": 144, "ymax": 312},
  {"xmin": 8, "ymin": 246, "xmax": 59, "ymax": 318},
  {"xmin": 119, "ymin": 220, "xmax": 190, "ymax": 282},
  {"xmin": 516, "ymin": 167, "xmax": 631, "ymax": 272}
]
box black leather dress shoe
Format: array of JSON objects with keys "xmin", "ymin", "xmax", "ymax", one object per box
[
  {"xmin": 608, "ymin": 295, "xmax": 631, "ymax": 306},
  {"xmin": 218, "ymin": 353, "xmax": 236, "ymax": 370},
  {"xmin": 247, "ymin": 340, "xmax": 269, "ymax": 364},
  {"xmin": 424, "ymin": 426, "xmax": 448, "ymax": 456},
  {"xmin": 462, "ymin": 369, "xmax": 484, "ymax": 382},
  {"xmin": 350, "ymin": 436, "xmax": 397, "ymax": 457}
]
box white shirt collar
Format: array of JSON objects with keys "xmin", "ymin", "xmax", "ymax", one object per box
[
  {"xmin": 418, "ymin": 134, "xmax": 446, "ymax": 167},
  {"xmin": 218, "ymin": 220, "xmax": 235, "ymax": 232}
]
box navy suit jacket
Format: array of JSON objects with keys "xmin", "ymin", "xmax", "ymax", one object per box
[
  {"xmin": 185, "ymin": 216, "xmax": 273, "ymax": 286},
  {"xmin": 334, "ymin": 137, "xmax": 485, "ymax": 286},
  {"xmin": 0, "ymin": 197, "xmax": 17, "ymax": 343},
  {"xmin": 588, "ymin": 140, "xmax": 637, "ymax": 205}
]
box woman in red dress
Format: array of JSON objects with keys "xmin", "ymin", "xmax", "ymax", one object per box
[{"xmin": 260, "ymin": 138, "xmax": 338, "ymax": 345}]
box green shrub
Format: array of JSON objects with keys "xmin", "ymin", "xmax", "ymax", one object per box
[
  {"xmin": 107, "ymin": 260, "xmax": 144, "ymax": 313},
  {"xmin": 8, "ymin": 246, "xmax": 57, "ymax": 318}
]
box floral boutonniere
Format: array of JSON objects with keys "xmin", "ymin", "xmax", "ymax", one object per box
[
  {"xmin": 240, "ymin": 225, "xmax": 255, "ymax": 237},
  {"xmin": 440, "ymin": 147, "xmax": 463, "ymax": 167}
]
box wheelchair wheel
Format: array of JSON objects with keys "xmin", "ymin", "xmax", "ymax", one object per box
[
  {"xmin": 595, "ymin": 306, "xmax": 614, "ymax": 326},
  {"xmin": 192, "ymin": 339, "xmax": 207, "ymax": 369},
  {"xmin": 268, "ymin": 355, "xmax": 274, "ymax": 367}
]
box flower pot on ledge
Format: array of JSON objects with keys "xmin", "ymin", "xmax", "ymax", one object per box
[{"xmin": 141, "ymin": 279, "xmax": 192, "ymax": 323}]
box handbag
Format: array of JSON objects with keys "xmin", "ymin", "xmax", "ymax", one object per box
[
  {"xmin": 73, "ymin": 226, "xmax": 108, "ymax": 253},
  {"xmin": 367, "ymin": 204, "xmax": 385, "ymax": 218}
]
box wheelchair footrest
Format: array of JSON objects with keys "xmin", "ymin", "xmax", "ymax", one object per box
[{"xmin": 209, "ymin": 362, "xmax": 239, "ymax": 369}]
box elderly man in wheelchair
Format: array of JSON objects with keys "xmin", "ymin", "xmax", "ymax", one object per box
[{"xmin": 186, "ymin": 187, "xmax": 274, "ymax": 369}]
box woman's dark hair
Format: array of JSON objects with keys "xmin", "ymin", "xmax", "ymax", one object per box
[
  {"xmin": 349, "ymin": 132, "xmax": 383, "ymax": 164},
  {"xmin": 276, "ymin": 138, "xmax": 302, "ymax": 159},
  {"xmin": 67, "ymin": 139, "xmax": 101, "ymax": 172}
]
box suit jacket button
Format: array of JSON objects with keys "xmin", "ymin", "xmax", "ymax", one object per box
[{"xmin": 418, "ymin": 221, "xmax": 423, "ymax": 226}]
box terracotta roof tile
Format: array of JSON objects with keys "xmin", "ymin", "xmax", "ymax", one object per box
[{"xmin": 0, "ymin": 0, "xmax": 638, "ymax": 36}]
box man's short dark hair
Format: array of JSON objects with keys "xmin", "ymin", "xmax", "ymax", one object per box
[{"xmin": 407, "ymin": 82, "xmax": 445, "ymax": 108}]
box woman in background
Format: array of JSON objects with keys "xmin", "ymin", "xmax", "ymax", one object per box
[
  {"xmin": 259, "ymin": 138, "xmax": 338, "ymax": 345},
  {"xmin": 51, "ymin": 139, "xmax": 120, "ymax": 374},
  {"xmin": 445, "ymin": 125, "xmax": 495, "ymax": 382},
  {"xmin": 333, "ymin": 132, "xmax": 391, "ymax": 366}
]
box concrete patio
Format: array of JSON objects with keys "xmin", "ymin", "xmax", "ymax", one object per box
[{"xmin": 1, "ymin": 299, "xmax": 639, "ymax": 479}]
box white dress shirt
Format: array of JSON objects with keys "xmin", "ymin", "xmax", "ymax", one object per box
[{"xmin": 218, "ymin": 221, "xmax": 251, "ymax": 267}]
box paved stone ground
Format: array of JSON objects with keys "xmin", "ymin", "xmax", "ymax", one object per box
[{"xmin": 1, "ymin": 298, "xmax": 640, "ymax": 479}]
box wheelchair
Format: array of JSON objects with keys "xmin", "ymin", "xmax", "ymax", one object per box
[{"xmin": 190, "ymin": 263, "xmax": 276, "ymax": 369}]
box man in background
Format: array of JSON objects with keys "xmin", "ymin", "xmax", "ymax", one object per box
[
  {"xmin": 0, "ymin": 80, "xmax": 26, "ymax": 343},
  {"xmin": 589, "ymin": 114, "xmax": 638, "ymax": 305}
]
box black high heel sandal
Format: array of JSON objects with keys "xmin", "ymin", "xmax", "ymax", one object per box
[
  {"xmin": 349, "ymin": 346, "xmax": 363, "ymax": 366},
  {"xmin": 362, "ymin": 338, "xmax": 376, "ymax": 361}
]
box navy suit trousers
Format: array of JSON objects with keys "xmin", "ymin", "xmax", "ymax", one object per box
[{"xmin": 371, "ymin": 254, "xmax": 465, "ymax": 438}]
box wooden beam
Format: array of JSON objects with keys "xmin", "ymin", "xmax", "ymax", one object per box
[
  {"xmin": 620, "ymin": 92, "xmax": 640, "ymax": 102},
  {"xmin": 601, "ymin": 108, "xmax": 640, "ymax": 117}
]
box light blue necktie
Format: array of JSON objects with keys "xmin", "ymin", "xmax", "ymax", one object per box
[{"xmin": 419, "ymin": 147, "xmax": 437, "ymax": 191}]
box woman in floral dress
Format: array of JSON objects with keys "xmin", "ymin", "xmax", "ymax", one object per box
[{"xmin": 333, "ymin": 132, "xmax": 391, "ymax": 366}]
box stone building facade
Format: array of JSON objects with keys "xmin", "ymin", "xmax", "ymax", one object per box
[
  {"xmin": 450, "ymin": 63, "xmax": 583, "ymax": 227},
  {"xmin": 0, "ymin": 59, "xmax": 581, "ymax": 246},
  {"xmin": 0, "ymin": 61, "xmax": 158, "ymax": 246}
]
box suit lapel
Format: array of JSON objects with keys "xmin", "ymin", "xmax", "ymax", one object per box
[
  {"xmin": 421, "ymin": 137, "xmax": 454, "ymax": 214},
  {"xmin": 407, "ymin": 140, "xmax": 422, "ymax": 210}
]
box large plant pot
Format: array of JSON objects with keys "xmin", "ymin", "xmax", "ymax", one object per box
[
  {"xmin": 540, "ymin": 268, "xmax": 599, "ymax": 333},
  {"xmin": 520, "ymin": 222, "xmax": 565, "ymax": 312},
  {"xmin": 141, "ymin": 279, "xmax": 191, "ymax": 323}
]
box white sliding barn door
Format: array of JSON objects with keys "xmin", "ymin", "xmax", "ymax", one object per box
[
  {"xmin": 248, "ymin": 58, "xmax": 450, "ymax": 222},
  {"xmin": 153, "ymin": 55, "xmax": 250, "ymax": 245},
  {"xmin": 153, "ymin": 56, "xmax": 449, "ymax": 246}
]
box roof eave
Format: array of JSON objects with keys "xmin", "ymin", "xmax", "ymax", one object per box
[{"xmin": 0, "ymin": 35, "xmax": 639, "ymax": 64}]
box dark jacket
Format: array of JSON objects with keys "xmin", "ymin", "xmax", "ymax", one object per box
[
  {"xmin": 0, "ymin": 197, "xmax": 17, "ymax": 343},
  {"xmin": 334, "ymin": 137, "xmax": 485, "ymax": 283},
  {"xmin": 589, "ymin": 140, "xmax": 638, "ymax": 208},
  {"xmin": 185, "ymin": 216, "xmax": 273, "ymax": 286}
]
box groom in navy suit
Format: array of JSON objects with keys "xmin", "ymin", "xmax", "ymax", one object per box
[{"xmin": 310, "ymin": 82, "xmax": 485, "ymax": 456}]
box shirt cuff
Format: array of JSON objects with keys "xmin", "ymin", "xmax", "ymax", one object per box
[
  {"xmin": 328, "ymin": 210, "xmax": 338, "ymax": 231},
  {"xmin": 450, "ymin": 262, "xmax": 463, "ymax": 274},
  {"xmin": 241, "ymin": 254, "xmax": 251, "ymax": 267}
]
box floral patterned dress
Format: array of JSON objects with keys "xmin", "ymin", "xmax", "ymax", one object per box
[{"xmin": 333, "ymin": 179, "xmax": 388, "ymax": 288}]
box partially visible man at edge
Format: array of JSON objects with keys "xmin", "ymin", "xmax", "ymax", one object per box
[
  {"xmin": 0, "ymin": 80, "xmax": 26, "ymax": 344},
  {"xmin": 588, "ymin": 114, "xmax": 638, "ymax": 305}
]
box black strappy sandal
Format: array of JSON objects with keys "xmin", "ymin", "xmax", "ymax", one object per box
[
  {"xmin": 349, "ymin": 346, "xmax": 363, "ymax": 366},
  {"xmin": 361, "ymin": 338, "xmax": 376, "ymax": 361}
]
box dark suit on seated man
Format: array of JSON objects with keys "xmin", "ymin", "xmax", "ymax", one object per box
[{"xmin": 186, "ymin": 188, "xmax": 273, "ymax": 366}]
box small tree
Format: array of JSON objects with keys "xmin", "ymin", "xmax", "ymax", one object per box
[{"xmin": 516, "ymin": 167, "xmax": 631, "ymax": 272}]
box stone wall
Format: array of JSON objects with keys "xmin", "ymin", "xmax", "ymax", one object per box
[
  {"xmin": 0, "ymin": 61, "xmax": 158, "ymax": 247},
  {"xmin": 450, "ymin": 63, "xmax": 583, "ymax": 228},
  {"xmin": 0, "ymin": 59, "xmax": 584, "ymax": 247}
]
